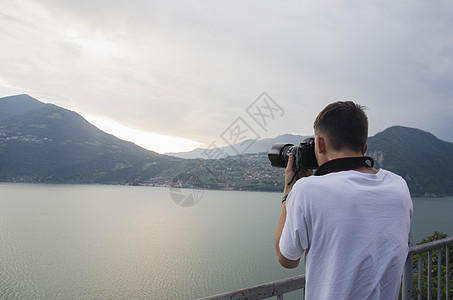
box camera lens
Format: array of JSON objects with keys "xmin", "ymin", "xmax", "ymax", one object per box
[
  {"xmin": 268, "ymin": 143, "xmax": 294, "ymax": 168},
  {"xmin": 268, "ymin": 138, "xmax": 318, "ymax": 169}
]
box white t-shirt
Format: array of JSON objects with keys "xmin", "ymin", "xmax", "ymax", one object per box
[{"xmin": 280, "ymin": 169, "xmax": 413, "ymax": 300}]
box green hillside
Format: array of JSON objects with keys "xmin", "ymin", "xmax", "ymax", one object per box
[
  {"xmin": 0, "ymin": 94, "xmax": 180, "ymax": 184},
  {"xmin": 367, "ymin": 126, "xmax": 453, "ymax": 196}
]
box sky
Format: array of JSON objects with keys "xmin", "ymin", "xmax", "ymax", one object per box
[{"xmin": 1, "ymin": 0, "xmax": 452, "ymax": 154}]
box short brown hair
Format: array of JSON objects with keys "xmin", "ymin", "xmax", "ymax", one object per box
[{"xmin": 313, "ymin": 101, "xmax": 368, "ymax": 152}]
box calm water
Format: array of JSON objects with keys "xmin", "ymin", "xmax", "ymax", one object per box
[{"xmin": 0, "ymin": 183, "xmax": 452, "ymax": 299}]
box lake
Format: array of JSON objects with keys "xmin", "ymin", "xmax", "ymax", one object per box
[{"xmin": 0, "ymin": 183, "xmax": 452, "ymax": 299}]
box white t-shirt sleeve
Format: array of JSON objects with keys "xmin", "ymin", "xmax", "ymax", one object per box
[{"xmin": 279, "ymin": 190, "xmax": 309, "ymax": 261}]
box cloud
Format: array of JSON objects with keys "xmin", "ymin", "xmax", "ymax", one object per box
[{"xmin": 1, "ymin": 0, "xmax": 452, "ymax": 150}]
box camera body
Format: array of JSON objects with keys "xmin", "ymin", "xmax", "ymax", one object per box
[{"xmin": 268, "ymin": 137, "xmax": 319, "ymax": 169}]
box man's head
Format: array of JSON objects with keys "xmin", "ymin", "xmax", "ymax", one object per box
[{"xmin": 313, "ymin": 101, "xmax": 368, "ymax": 159}]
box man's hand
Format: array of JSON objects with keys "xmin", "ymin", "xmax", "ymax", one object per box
[{"xmin": 284, "ymin": 153, "xmax": 313, "ymax": 195}]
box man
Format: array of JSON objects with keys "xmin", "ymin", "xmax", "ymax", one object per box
[{"xmin": 275, "ymin": 101, "xmax": 413, "ymax": 299}]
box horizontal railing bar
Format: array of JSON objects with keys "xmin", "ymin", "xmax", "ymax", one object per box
[
  {"xmin": 197, "ymin": 274, "xmax": 305, "ymax": 300},
  {"xmin": 409, "ymin": 237, "xmax": 453, "ymax": 255}
]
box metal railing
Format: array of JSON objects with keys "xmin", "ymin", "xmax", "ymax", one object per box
[
  {"xmin": 402, "ymin": 236, "xmax": 453, "ymax": 300},
  {"xmin": 197, "ymin": 274, "xmax": 305, "ymax": 300},
  {"xmin": 199, "ymin": 237, "xmax": 453, "ymax": 300}
]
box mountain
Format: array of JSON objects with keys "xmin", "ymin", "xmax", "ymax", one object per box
[
  {"xmin": 166, "ymin": 134, "xmax": 309, "ymax": 159},
  {"xmin": 0, "ymin": 94, "xmax": 45, "ymax": 119},
  {"xmin": 367, "ymin": 126, "xmax": 453, "ymax": 196},
  {"xmin": 1, "ymin": 94, "xmax": 452, "ymax": 196},
  {"xmin": 0, "ymin": 94, "xmax": 180, "ymax": 184}
]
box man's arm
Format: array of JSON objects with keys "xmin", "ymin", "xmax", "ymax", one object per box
[
  {"xmin": 274, "ymin": 153, "xmax": 312, "ymax": 269},
  {"xmin": 275, "ymin": 201, "xmax": 300, "ymax": 268}
]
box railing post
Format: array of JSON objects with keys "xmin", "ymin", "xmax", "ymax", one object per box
[
  {"xmin": 428, "ymin": 251, "xmax": 432, "ymax": 300},
  {"xmin": 437, "ymin": 249, "xmax": 441, "ymax": 300},
  {"xmin": 417, "ymin": 255, "xmax": 422, "ymax": 300},
  {"xmin": 447, "ymin": 245, "xmax": 450, "ymax": 300},
  {"xmin": 402, "ymin": 253, "xmax": 413, "ymax": 300}
]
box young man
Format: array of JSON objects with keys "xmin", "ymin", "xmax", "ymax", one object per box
[{"xmin": 275, "ymin": 101, "xmax": 413, "ymax": 299}]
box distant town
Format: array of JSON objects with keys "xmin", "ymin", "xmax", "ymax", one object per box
[{"xmin": 145, "ymin": 153, "xmax": 286, "ymax": 192}]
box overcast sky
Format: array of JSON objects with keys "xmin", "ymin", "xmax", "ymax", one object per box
[{"xmin": 1, "ymin": 0, "xmax": 452, "ymax": 153}]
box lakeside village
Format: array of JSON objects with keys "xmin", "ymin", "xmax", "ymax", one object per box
[
  {"xmin": 145, "ymin": 152, "xmax": 286, "ymax": 192},
  {"xmin": 143, "ymin": 152, "xmax": 447, "ymax": 197}
]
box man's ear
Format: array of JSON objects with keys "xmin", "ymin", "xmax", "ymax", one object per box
[
  {"xmin": 362, "ymin": 144, "xmax": 368, "ymax": 155},
  {"xmin": 315, "ymin": 135, "xmax": 326, "ymax": 154}
]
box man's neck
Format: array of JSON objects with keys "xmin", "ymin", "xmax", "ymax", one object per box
[
  {"xmin": 355, "ymin": 165, "xmax": 378, "ymax": 174},
  {"xmin": 318, "ymin": 149, "xmax": 362, "ymax": 165}
]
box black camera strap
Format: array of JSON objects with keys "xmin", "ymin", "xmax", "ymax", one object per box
[{"xmin": 314, "ymin": 156, "xmax": 374, "ymax": 176}]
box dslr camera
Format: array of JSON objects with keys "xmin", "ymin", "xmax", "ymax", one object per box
[{"xmin": 268, "ymin": 137, "xmax": 319, "ymax": 169}]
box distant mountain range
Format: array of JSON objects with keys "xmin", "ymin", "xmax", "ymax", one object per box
[
  {"xmin": 1, "ymin": 94, "xmax": 452, "ymax": 196},
  {"xmin": 166, "ymin": 134, "xmax": 309, "ymax": 159}
]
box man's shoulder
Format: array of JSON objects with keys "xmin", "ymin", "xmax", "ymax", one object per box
[
  {"xmin": 292, "ymin": 168, "xmax": 409, "ymax": 195},
  {"xmin": 377, "ymin": 168, "xmax": 408, "ymax": 183}
]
